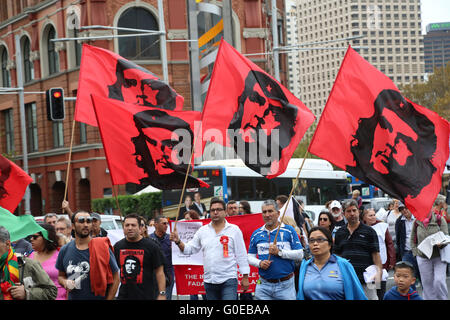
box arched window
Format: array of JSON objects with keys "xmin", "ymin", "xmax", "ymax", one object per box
[
  {"xmin": 117, "ymin": 7, "xmax": 160, "ymax": 60},
  {"xmin": 47, "ymin": 26, "xmax": 59, "ymax": 75},
  {"xmin": 1, "ymin": 46, "xmax": 11, "ymax": 87},
  {"xmin": 22, "ymin": 36, "xmax": 34, "ymax": 83}
]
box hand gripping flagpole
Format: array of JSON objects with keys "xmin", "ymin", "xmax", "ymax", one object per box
[
  {"xmin": 268, "ymin": 149, "xmax": 309, "ymax": 260},
  {"xmin": 173, "ymin": 123, "xmax": 202, "ymax": 231}
]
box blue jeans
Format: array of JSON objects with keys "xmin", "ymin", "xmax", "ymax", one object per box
[
  {"xmin": 255, "ymin": 276, "xmax": 296, "ymax": 300},
  {"xmin": 204, "ymin": 278, "xmax": 238, "ymax": 300}
]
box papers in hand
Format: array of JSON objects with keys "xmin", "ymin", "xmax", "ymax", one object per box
[
  {"xmin": 417, "ymin": 231, "xmax": 450, "ymax": 259},
  {"xmin": 363, "ymin": 265, "xmax": 388, "ymax": 283}
]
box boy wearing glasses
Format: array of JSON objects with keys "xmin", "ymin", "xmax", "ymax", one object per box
[
  {"xmin": 383, "ymin": 261, "xmax": 423, "ymax": 300},
  {"xmin": 55, "ymin": 210, "xmax": 120, "ymax": 300}
]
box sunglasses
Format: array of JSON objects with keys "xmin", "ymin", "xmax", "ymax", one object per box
[
  {"xmin": 76, "ymin": 217, "xmax": 93, "ymax": 224},
  {"xmin": 309, "ymin": 237, "xmax": 329, "ymax": 244},
  {"xmin": 319, "ymin": 218, "xmax": 329, "ymax": 222},
  {"xmin": 30, "ymin": 234, "xmax": 42, "ymax": 240}
]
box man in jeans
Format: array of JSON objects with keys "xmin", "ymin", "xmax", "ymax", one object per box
[
  {"xmin": 395, "ymin": 202, "xmax": 420, "ymax": 288},
  {"xmin": 248, "ymin": 200, "xmax": 303, "ymax": 300},
  {"xmin": 334, "ymin": 199, "xmax": 383, "ymax": 300},
  {"xmin": 170, "ymin": 198, "xmax": 250, "ymax": 300}
]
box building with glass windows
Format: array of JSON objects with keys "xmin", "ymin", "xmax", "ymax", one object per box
[
  {"xmin": 0, "ymin": 0, "xmax": 285, "ymax": 215},
  {"xmin": 296, "ymin": 0, "xmax": 425, "ymax": 139},
  {"xmin": 424, "ymin": 22, "xmax": 450, "ymax": 74}
]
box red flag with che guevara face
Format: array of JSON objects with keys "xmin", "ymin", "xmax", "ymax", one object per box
[
  {"xmin": 0, "ymin": 155, "xmax": 33, "ymax": 213},
  {"xmin": 309, "ymin": 46, "xmax": 450, "ymax": 222},
  {"xmin": 201, "ymin": 39, "xmax": 315, "ymax": 179},
  {"xmin": 75, "ymin": 44, "xmax": 184, "ymax": 127},
  {"xmin": 90, "ymin": 95, "xmax": 209, "ymax": 190}
]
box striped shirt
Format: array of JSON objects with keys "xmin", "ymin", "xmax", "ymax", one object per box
[
  {"xmin": 248, "ymin": 223, "xmax": 303, "ymax": 280},
  {"xmin": 333, "ymin": 222, "xmax": 379, "ymax": 283}
]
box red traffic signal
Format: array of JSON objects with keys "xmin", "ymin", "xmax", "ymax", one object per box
[{"xmin": 46, "ymin": 88, "xmax": 65, "ymax": 121}]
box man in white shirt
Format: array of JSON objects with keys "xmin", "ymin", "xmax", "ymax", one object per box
[{"xmin": 170, "ymin": 198, "xmax": 250, "ymax": 300}]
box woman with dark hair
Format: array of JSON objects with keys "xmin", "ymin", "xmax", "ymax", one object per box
[
  {"xmin": 318, "ymin": 211, "xmax": 336, "ymax": 239},
  {"xmin": 239, "ymin": 201, "xmax": 252, "ymax": 215},
  {"xmin": 29, "ymin": 224, "xmax": 66, "ymax": 300},
  {"xmin": 297, "ymin": 227, "xmax": 367, "ymax": 300}
]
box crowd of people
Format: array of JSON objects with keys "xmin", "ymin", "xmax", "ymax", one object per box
[{"xmin": 0, "ymin": 192, "xmax": 448, "ymax": 301}]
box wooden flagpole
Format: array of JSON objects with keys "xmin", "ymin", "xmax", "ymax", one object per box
[
  {"xmin": 62, "ymin": 119, "xmax": 76, "ymax": 213},
  {"xmin": 111, "ymin": 184, "xmax": 123, "ymax": 217},
  {"xmin": 268, "ymin": 149, "xmax": 309, "ymax": 259},
  {"xmin": 173, "ymin": 124, "xmax": 201, "ymax": 231}
]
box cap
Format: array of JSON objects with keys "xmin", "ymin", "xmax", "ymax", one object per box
[
  {"xmin": 91, "ymin": 212, "xmax": 101, "ymax": 221},
  {"xmin": 330, "ymin": 200, "xmax": 342, "ymax": 209}
]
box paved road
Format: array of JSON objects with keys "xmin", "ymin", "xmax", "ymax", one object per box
[{"xmin": 172, "ymin": 269, "xmax": 450, "ymax": 300}]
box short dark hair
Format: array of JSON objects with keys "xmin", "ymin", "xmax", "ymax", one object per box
[
  {"xmin": 123, "ymin": 213, "xmax": 142, "ymax": 225},
  {"xmin": 184, "ymin": 210, "xmax": 200, "ymax": 220},
  {"xmin": 210, "ymin": 198, "xmax": 226, "ymax": 210},
  {"xmin": 227, "ymin": 200, "xmax": 237, "ymax": 207},
  {"xmin": 276, "ymin": 195, "xmax": 288, "ymax": 206},
  {"xmin": 39, "ymin": 224, "xmax": 59, "ymax": 252},
  {"xmin": 394, "ymin": 261, "xmax": 415, "ymax": 276},
  {"xmin": 71, "ymin": 210, "xmax": 90, "ymax": 224},
  {"xmin": 154, "ymin": 215, "xmax": 167, "ymax": 224}
]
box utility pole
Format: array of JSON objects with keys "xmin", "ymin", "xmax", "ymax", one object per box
[{"xmin": 14, "ymin": 34, "xmax": 31, "ymax": 214}]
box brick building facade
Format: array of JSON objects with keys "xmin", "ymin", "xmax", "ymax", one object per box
[{"xmin": 0, "ymin": 0, "xmax": 286, "ymax": 215}]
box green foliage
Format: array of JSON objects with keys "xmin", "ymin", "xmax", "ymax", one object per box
[
  {"xmin": 91, "ymin": 192, "xmax": 162, "ymax": 219},
  {"xmin": 400, "ymin": 62, "xmax": 450, "ymax": 121}
]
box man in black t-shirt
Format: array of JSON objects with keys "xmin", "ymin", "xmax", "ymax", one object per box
[
  {"xmin": 113, "ymin": 213, "xmax": 166, "ymax": 300},
  {"xmin": 334, "ymin": 199, "xmax": 383, "ymax": 300}
]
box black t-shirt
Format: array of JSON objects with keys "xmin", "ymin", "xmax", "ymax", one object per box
[
  {"xmin": 113, "ymin": 237, "xmax": 164, "ymax": 300},
  {"xmin": 333, "ymin": 223, "xmax": 380, "ymax": 284}
]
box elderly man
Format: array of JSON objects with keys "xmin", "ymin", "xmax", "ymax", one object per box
[
  {"xmin": 334, "ymin": 199, "xmax": 383, "ymax": 300},
  {"xmin": 0, "ymin": 226, "xmax": 57, "ymax": 300},
  {"xmin": 226, "ymin": 200, "xmax": 239, "ymax": 216},
  {"xmin": 248, "ymin": 200, "xmax": 303, "ymax": 300}
]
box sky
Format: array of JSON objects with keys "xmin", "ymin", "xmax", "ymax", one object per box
[{"xmin": 421, "ymin": 0, "xmax": 450, "ymax": 34}]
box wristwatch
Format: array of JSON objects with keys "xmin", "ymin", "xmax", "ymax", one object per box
[
  {"xmin": 159, "ymin": 291, "xmax": 166, "ymax": 296},
  {"xmin": 175, "ymin": 239, "xmax": 181, "ymax": 245}
]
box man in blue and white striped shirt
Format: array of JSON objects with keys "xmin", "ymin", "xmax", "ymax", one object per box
[{"xmin": 248, "ymin": 200, "xmax": 303, "ymax": 300}]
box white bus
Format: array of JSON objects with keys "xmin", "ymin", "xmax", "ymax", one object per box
[{"xmin": 162, "ymin": 158, "xmax": 348, "ymax": 217}]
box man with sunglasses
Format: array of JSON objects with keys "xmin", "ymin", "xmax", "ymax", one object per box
[
  {"xmin": 55, "ymin": 210, "xmax": 120, "ymax": 300},
  {"xmin": 170, "ymin": 198, "xmax": 250, "ymax": 300},
  {"xmin": 248, "ymin": 199, "xmax": 303, "ymax": 300}
]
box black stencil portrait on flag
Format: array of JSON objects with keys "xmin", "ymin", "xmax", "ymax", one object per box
[
  {"xmin": 228, "ymin": 70, "xmax": 299, "ymax": 177},
  {"xmin": 347, "ymin": 89, "xmax": 437, "ymax": 202},
  {"xmin": 108, "ymin": 59, "xmax": 180, "ymax": 110}
]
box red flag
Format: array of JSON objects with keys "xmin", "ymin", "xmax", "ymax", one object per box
[
  {"xmin": 0, "ymin": 155, "xmax": 33, "ymax": 213},
  {"xmin": 91, "ymin": 95, "xmax": 208, "ymax": 190},
  {"xmin": 75, "ymin": 44, "xmax": 184, "ymax": 127},
  {"xmin": 201, "ymin": 39, "xmax": 315, "ymax": 178},
  {"xmin": 309, "ymin": 46, "xmax": 450, "ymax": 222},
  {"xmin": 172, "ymin": 214, "xmax": 264, "ymax": 295}
]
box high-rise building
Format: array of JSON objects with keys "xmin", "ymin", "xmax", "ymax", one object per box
[
  {"xmin": 285, "ymin": 1, "xmax": 301, "ymax": 98},
  {"xmin": 0, "ymin": 0, "xmax": 284, "ymax": 215},
  {"xmin": 296, "ymin": 0, "xmax": 425, "ymax": 139},
  {"xmin": 424, "ymin": 22, "xmax": 450, "ymax": 74}
]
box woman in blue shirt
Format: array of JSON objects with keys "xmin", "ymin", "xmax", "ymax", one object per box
[{"xmin": 297, "ymin": 226, "xmax": 367, "ymax": 300}]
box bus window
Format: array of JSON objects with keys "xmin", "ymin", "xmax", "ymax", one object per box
[
  {"xmin": 229, "ymin": 177, "xmax": 255, "ymax": 200},
  {"xmin": 255, "ymin": 178, "xmax": 275, "ymax": 200}
]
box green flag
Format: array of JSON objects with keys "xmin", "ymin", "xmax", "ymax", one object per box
[{"xmin": 0, "ymin": 206, "xmax": 48, "ymax": 242}]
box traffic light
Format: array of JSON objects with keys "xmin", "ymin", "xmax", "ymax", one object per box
[{"xmin": 46, "ymin": 88, "xmax": 65, "ymax": 121}]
